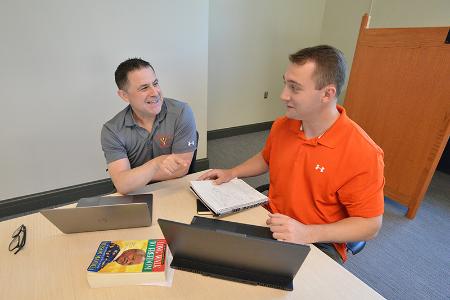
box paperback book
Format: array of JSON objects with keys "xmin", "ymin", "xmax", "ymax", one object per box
[{"xmin": 86, "ymin": 239, "xmax": 171, "ymax": 288}]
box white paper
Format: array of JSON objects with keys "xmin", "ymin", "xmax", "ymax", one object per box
[{"xmin": 140, "ymin": 248, "xmax": 175, "ymax": 287}]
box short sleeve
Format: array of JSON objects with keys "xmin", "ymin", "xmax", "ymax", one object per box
[
  {"xmin": 172, "ymin": 103, "xmax": 197, "ymax": 153},
  {"xmin": 262, "ymin": 119, "xmax": 281, "ymax": 164},
  {"xmin": 101, "ymin": 125, "xmax": 128, "ymax": 164},
  {"xmin": 262, "ymin": 131, "xmax": 273, "ymax": 164},
  {"xmin": 337, "ymin": 151, "xmax": 385, "ymax": 218}
]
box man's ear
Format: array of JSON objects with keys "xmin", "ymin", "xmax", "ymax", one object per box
[
  {"xmin": 321, "ymin": 85, "xmax": 337, "ymax": 103},
  {"xmin": 117, "ymin": 89, "xmax": 129, "ymax": 103}
]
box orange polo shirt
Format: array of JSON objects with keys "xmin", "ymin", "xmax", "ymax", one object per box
[{"xmin": 262, "ymin": 105, "xmax": 384, "ymax": 261}]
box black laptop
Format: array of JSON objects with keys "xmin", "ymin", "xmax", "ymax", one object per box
[{"xmin": 158, "ymin": 216, "xmax": 310, "ymax": 291}]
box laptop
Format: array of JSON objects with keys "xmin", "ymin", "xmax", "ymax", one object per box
[
  {"xmin": 40, "ymin": 194, "xmax": 153, "ymax": 233},
  {"xmin": 158, "ymin": 216, "xmax": 310, "ymax": 291}
]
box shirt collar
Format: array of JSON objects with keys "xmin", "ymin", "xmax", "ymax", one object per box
[
  {"xmin": 123, "ymin": 98, "xmax": 168, "ymax": 128},
  {"xmin": 124, "ymin": 106, "xmax": 136, "ymax": 127},
  {"xmin": 286, "ymin": 105, "xmax": 350, "ymax": 148},
  {"xmin": 315, "ymin": 105, "xmax": 350, "ymax": 148}
]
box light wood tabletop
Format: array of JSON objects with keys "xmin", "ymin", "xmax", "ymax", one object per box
[{"xmin": 0, "ymin": 172, "xmax": 384, "ymax": 299}]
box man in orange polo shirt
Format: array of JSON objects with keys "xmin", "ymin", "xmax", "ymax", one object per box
[{"xmin": 199, "ymin": 45, "xmax": 384, "ymax": 263}]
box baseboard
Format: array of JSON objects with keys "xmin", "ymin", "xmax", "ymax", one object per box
[
  {"xmin": 0, "ymin": 158, "xmax": 210, "ymax": 220},
  {"xmin": 194, "ymin": 158, "xmax": 209, "ymax": 172},
  {"xmin": 207, "ymin": 121, "xmax": 273, "ymax": 140},
  {"xmin": 0, "ymin": 179, "xmax": 115, "ymax": 221}
]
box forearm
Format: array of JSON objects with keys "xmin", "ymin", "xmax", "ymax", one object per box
[
  {"xmin": 151, "ymin": 163, "xmax": 188, "ymax": 181},
  {"xmin": 112, "ymin": 157, "xmax": 165, "ymax": 194},
  {"xmin": 309, "ymin": 216, "xmax": 382, "ymax": 243},
  {"xmin": 231, "ymin": 152, "xmax": 269, "ymax": 178}
]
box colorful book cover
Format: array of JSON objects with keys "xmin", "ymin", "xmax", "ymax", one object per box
[{"xmin": 87, "ymin": 239, "xmax": 166, "ymax": 274}]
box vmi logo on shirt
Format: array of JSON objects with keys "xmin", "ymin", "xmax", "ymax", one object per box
[
  {"xmin": 156, "ymin": 134, "xmax": 173, "ymax": 148},
  {"xmin": 188, "ymin": 140, "xmax": 195, "ymax": 147}
]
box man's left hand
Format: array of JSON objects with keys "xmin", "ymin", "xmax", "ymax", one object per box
[{"xmin": 266, "ymin": 213, "xmax": 314, "ymax": 244}]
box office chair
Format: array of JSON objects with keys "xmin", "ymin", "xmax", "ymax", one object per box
[
  {"xmin": 187, "ymin": 131, "xmax": 199, "ymax": 174},
  {"xmin": 255, "ymin": 183, "xmax": 366, "ymax": 255}
]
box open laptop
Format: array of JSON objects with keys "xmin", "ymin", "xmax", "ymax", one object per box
[
  {"xmin": 40, "ymin": 194, "xmax": 153, "ymax": 233},
  {"xmin": 158, "ymin": 216, "xmax": 310, "ymax": 291}
]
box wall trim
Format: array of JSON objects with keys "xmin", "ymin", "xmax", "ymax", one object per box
[
  {"xmin": 195, "ymin": 158, "xmax": 209, "ymax": 172},
  {"xmin": 0, "ymin": 158, "xmax": 209, "ymax": 220},
  {"xmin": 207, "ymin": 121, "xmax": 273, "ymax": 140}
]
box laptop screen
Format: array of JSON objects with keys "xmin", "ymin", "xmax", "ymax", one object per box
[{"xmin": 158, "ymin": 217, "xmax": 310, "ymax": 290}]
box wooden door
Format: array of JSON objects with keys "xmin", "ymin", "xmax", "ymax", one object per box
[{"xmin": 345, "ymin": 14, "xmax": 450, "ymax": 218}]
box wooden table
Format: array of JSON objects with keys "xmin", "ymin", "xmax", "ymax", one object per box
[{"xmin": 0, "ymin": 173, "xmax": 384, "ymax": 299}]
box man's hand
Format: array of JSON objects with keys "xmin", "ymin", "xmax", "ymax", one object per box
[
  {"xmin": 197, "ymin": 169, "xmax": 235, "ymax": 184},
  {"xmin": 266, "ymin": 213, "xmax": 314, "ymax": 244},
  {"xmin": 156, "ymin": 154, "xmax": 189, "ymax": 175}
]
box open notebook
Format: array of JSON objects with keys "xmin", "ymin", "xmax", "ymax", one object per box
[{"xmin": 189, "ymin": 179, "xmax": 268, "ymax": 216}]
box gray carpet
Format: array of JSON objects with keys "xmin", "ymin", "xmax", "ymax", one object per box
[{"xmin": 208, "ymin": 131, "xmax": 450, "ymax": 300}]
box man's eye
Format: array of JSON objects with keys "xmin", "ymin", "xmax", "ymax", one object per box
[
  {"xmin": 289, "ymin": 84, "xmax": 300, "ymax": 92},
  {"xmin": 153, "ymin": 81, "xmax": 159, "ymax": 87}
]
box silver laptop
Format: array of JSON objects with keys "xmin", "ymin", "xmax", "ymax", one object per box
[{"xmin": 40, "ymin": 194, "xmax": 153, "ymax": 233}]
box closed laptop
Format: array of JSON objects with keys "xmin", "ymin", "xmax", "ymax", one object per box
[
  {"xmin": 158, "ymin": 216, "xmax": 310, "ymax": 290},
  {"xmin": 40, "ymin": 194, "xmax": 152, "ymax": 233}
]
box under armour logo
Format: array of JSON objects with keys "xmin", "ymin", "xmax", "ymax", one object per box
[
  {"xmin": 315, "ymin": 164, "xmax": 325, "ymax": 173},
  {"xmin": 188, "ymin": 141, "xmax": 195, "ymax": 146}
]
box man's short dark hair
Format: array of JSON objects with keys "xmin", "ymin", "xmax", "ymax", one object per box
[
  {"xmin": 289, "ymin": 45, "xmax": 347, "ymax": 96},
  {"xmin": 114, "ymin": 58, "xmax": 155, "ymax": 90}
]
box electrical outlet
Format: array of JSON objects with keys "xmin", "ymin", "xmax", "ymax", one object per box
[{"xmin": 264, "ymin": 91, "xmax": 269, "ymax": 99}]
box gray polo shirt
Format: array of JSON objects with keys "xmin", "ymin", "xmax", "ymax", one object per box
[{"xmin": 101, "ymin": 98, "xmax": 197, "ymax": 168}]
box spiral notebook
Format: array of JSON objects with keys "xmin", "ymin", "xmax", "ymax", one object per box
[{"xmin": 189, "ymin": 179, "xmax": 268, "ymax": 216}]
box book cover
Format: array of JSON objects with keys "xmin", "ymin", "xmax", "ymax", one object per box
[{"xmin": 87, "ymin": 239, "xmax": 168, "ymax": 288}]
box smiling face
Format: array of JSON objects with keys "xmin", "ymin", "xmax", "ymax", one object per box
[
  {"xmin": 117, "ymin": 67, "xmax": 163, "ymax": 119},
  {"xmin": 280, "ymin": 61, "xmax": 328, "ymax": 121},
  {"xmin": 115, "ymin": 249, "xmax": 146, "ymax": 266}
]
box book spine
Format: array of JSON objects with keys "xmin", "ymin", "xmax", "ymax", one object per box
[
  {"xmin": 143, "ymin": 239, "xmax": 166, "ymax": 273},
  {"xmin": 87, "ymin": 241, "xmax": 110, "ymax": 272},
  {"xmin": 143, "ymin": 240, "xmax": 157, "ymax": 272},
  {"xmin": 152, "ymin": 240, "xmax": 166, "ymax": 272}
]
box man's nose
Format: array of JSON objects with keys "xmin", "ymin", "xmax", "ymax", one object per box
[
  {"xmin": 148, "ymin": 85, "xmax": 159, "ymax": 96},
  {"xmin": 280, "ymin": 86, "xmax": 290, "ymax": 102}
]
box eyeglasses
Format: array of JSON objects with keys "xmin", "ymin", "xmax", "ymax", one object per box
[{"xmin": 9, "ymin": 224, "xmax": 26, "ymax": 254}]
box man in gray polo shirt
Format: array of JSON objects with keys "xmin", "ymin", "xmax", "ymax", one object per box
[{"xmin": 101, "ymin": 58, "xmax": 197, "ymax": 194}]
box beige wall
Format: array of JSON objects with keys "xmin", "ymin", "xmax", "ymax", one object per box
[
  {"xmin": 1, "ymin": 0, "xmax": 448, "ymax": 200},
  {"xmin": 207, "ymin": 0, "xmax": 326, "ymax": 130},
  {"xmin": 320, "ymin": 0, "xmax": 450, "ymax": 103},
  {"xmin": 0, "ymin": 0, "xmax": 208, "ymax": 200}
]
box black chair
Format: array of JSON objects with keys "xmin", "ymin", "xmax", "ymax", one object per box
[
  {"xmin": 187, "ymin": 131, "xmax": 199, "ymax": 175},
  {"xmin": 255, "ymin": 183, "xmax": 366, "ymax": 255}
]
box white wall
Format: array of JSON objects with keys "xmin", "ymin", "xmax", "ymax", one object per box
[
  {"xmin": 207, "ymin": 0, "xmax": 326, "ymax": 130},
  {"xmin": 2, "ymin": 0, "xmax": 447, "ymax": 200},
  {"xmin": 0, "ymin": 0, "xmax": 208, "ymax": 200},
  {"xmin": 320, "ymin": 0, "xmax": 450, "ymax": 103}
]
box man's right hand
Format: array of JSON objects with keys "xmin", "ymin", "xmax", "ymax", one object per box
[
  {"xmin": 156, "ymin": 154, "xmax": 189, "ymax": 175},
  {"xmin": 197, "ymin": 169, "xmax": 235, "ymax": 185}
]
